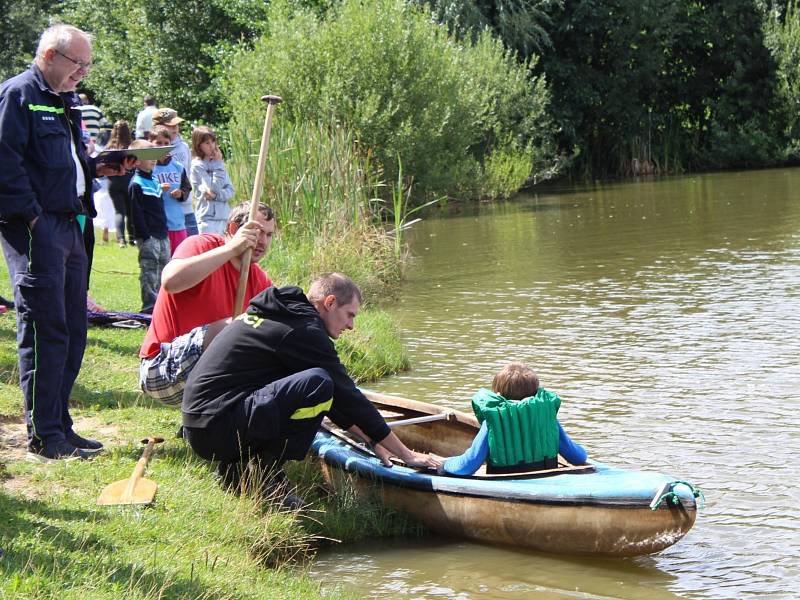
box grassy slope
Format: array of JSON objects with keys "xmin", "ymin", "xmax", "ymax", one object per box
[{"xmin": 0, "ymin": 234, "xmax": 418, "ymax": 599}]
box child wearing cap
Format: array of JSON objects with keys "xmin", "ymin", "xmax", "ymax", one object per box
[
  {"xmin": 128, "ymin": 139, "xmax": 170, "ymax": 314},
  {"xmin": 151, "ymin": 126, "xmax": 191, "ymax": 255},
  {"xmin": 151, "ymin": 108, "xmax": 198, "ymax": 235},
  {"xmin": 190, "ymin": 125, "xmax": 235, "ymax": 235}
]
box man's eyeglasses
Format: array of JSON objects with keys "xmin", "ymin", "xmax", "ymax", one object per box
[{"xmin": 54, "ymin": 49, "xmax": 92, "ymax": 71}]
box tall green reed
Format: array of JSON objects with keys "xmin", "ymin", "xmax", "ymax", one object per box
[
  {"xmin": 386, "ymin": 158, "xmax": 442, "ymax": 259},
  {"xmin": 227, "ymin": 117, "xmax": 380, "ymax": 244}
]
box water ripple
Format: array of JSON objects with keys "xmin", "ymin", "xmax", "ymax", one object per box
[{"xmin": 328, "ymin": 170, "xmax": 800, "ymax": 598}]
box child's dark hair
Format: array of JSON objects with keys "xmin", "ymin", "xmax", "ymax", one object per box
[
  {"xmin": 106, "ymin": 120, "xmax": 132, "ymax": 150},
  {"xmin": 149, "ymin": 125, "xmax": 172, "ymax": 143},
  {"xmin": 492, "ymin": 363, "xmax": 539, "ymax": 400}
]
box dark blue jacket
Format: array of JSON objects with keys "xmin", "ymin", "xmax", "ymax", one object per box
[
  {"xmin": 128, "ymin": 169, "xmax": 168, "ymax": 240},
  {"xmin": 0, "ymin": 65, "xmax": 95, "ymax": 225}
]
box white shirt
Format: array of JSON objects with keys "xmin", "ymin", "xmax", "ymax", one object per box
[
  {"xmin": 135, "ymin": 106, "xmax": 158, "ymax": 139},
  {"xmin": 71, "ymin": 138, "xmax": 85, "ymax": 197}
]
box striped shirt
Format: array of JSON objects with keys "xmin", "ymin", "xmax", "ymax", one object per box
[{"xmin": 77, "ymin": 104, "xmax": 106, "ymax": 138}]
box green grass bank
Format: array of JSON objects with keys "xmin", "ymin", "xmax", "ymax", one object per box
[{"xmin": 0, "ymin": 235, "xmax": 422, "ymax": 599}]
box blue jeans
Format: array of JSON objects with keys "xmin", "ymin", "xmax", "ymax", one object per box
[{"xmin": 183, "ymin": 212, "xmax": 199, "ymax": 236}]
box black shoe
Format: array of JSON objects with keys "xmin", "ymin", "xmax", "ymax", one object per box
[
  {"xmin": 216, "ymin": 460, "xmax": 243, "ymax": 493},
  {"xmin": 244, "ymin": 463, "xmax": 307, "ymax": 510},
  {"xmin": 0, "ymin": 295, "xmax": 13, "ymax": 310},
  {"xmin": 65, "ymin": 430, "xmax": 104, "ymax": 454},
  {"xmin": 26, "ymin": 440, "xmax": 90, "ymax": 463},
  {"xmin": 279, "ymin": 489, "xmax": 308, "ymax": 511}
]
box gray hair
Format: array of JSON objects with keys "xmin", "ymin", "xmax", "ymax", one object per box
[
  {"xmin": 36, "ymin": 24, "xmax": 92, "ymax": 59},
  {"xmin": 307, "ymin": 273, "xmax": 363, "ymax": 306}
]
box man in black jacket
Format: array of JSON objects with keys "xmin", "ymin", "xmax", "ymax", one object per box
[{"xmin": 183, "ymin": 273, "xmax": 441, "ymax": 499}]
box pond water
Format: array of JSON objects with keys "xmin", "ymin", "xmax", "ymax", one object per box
[{"xmin": 310, "ymin": 168, "xmax": 800, "ymax": 598}]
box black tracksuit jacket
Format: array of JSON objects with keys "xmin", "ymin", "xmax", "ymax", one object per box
[{"xmin": 182, "ymin": 285, "xmax": 392, "ymax": 444}]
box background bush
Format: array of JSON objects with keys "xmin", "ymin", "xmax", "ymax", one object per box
[
  {"xmin": 766, "ymin": 0, "xmax": 800, "ymax": 162},
  {"xmin": 224, "ymin": 0, "xmax": 557, "ymax": 201}
]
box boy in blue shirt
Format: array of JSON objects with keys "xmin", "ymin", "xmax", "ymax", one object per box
[
  {"xmin": 151, "ymin": 126, "xmax": 190, "ymax": 255},
  {"xmin": 128, "ymin": 139, "xmax": 170, "ymax": 313},
  {"xmin": 444, "ymin": 363, "xmax": 588, "ymax": 475}
]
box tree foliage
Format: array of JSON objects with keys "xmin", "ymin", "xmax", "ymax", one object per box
[
  {"xmin": 534, "ymin": 0, "xmax": 784, "ymax": 176},
  {"xmin": 422, "ymin": 0, "xmax": 788, "ymax": 176},
  {"xmin": 415, "ymin": 0, "xmax": 558, "ymax": 58},
  {"xmin": 60, "ymin": 0, "xmax": 269, "ymax": 123},
  {"xmin": 765, "ymin": 0, "xmax": 800, "ymax": 159},
  {"xmin": 225, "ymin": 0, "xmax": 557, "ymax": 198},
  {"xmin": 0, "ymin": 0, "xmax": 61, "ymax": 82}
]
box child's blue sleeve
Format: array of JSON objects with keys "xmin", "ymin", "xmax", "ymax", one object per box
[
  {"xmin": 443, "ymin": 421, "xmax": 489, "ymax": 475},
  {"xmin": 558, "ymin": 421, "xmax": 588, "ymax": 465}
]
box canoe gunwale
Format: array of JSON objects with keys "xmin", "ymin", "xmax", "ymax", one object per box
[{"xmin": 313, "ymin": 428, "xmax": 698, "ymax": 512}]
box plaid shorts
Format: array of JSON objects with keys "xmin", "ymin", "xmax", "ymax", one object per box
[{"xmin": 139, "ymin": 325, "xmax": 207, "ymax": 407}]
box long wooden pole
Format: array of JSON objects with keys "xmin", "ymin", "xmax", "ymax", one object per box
[{"xmin": 233, "ymin": 94, "xmax": 282, "ymax": 318}]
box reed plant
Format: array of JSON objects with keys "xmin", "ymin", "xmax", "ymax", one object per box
[
  {"xmin": 227, "ymin": 117, "xmax": 379, "ymax": 245},
  {"xmin": 382, "ymin": 159, "xmax": 444, "ymax": 260},
  {"xmin": 226, "ymin": 111, "xmax": 404, "ymax": 299}
]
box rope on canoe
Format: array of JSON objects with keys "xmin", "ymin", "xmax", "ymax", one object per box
[{"xmin": 649, "ymin": 480, "xmax": 705, "ymax": 511}]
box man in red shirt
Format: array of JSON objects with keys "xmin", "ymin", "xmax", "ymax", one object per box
[{"xmin": 139, "ymin": 202, "xmax": 275, "ymax": 406}]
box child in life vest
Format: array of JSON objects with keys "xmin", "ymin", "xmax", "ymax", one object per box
[{"xmin": 443, "ymin": 363, "xmax": 587, "ymax": 475}]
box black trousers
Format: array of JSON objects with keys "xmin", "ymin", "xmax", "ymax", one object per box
[
  {"xmin": 185, "ymin": 367, "xmax": 334, "ymax": 464},
  {"xmin": 0, "ymin": 214, "xmax": 88, "ymax": 447}
]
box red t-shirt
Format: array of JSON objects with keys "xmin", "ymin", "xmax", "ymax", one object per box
[{"xmin": 139, "ymin": 234, "xmax": 272, "ymax": 358}]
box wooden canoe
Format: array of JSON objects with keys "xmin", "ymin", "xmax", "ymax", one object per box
[{"xmin": 310, "ymin": 389, "xmax": 701, "ymax": 557}]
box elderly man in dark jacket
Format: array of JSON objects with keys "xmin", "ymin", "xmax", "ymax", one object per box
[
  {"xmin": 0, "ymin": 24, "xmax": 130, "ymax": 461},
  {"xmin": 183, "ymin": 272, "xmax": 441, "ymax": 503}
]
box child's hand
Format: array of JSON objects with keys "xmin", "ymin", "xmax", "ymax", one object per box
[
  {"xmin": 170, "ymin": 189, "xmax": 182, "ymax": 198},
  {"xmin": 160, "ymin": 182, "xmax": 171, "ymax": 192},
  {"xmin": 203, "ymin": 189, "xmax": 216, "ymax": 200},
  {"xmin": 212, "ymin": 146, "xmax": 223, "ymax": 161}
]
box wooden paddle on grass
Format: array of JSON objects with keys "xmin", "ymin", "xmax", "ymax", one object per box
[
  {"xmin": 97, "ymin": 437, "xmax": 164, "ymax": 506},
  {"xmin": 232, "ymin": 94, "xmax": 283, "ymax": 318}
]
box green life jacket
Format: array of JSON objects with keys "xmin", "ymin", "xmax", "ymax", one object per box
[{"xmin": 471, "ymin": 387, "xmax": 561, "ymax": 473}]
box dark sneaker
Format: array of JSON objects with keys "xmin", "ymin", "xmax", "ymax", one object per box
[
  {"xmin": 65, "ymin": 430, "xmax": 104, "ymax": 454},
  {"xmin": 279, "ymin": 489, "xmax": 308, "ymax": 511},
  {"xmin": 26, "ymin": 440, "xmax": 89, "ymax": 463},
  {"xmin": 244, "ymin": 464, "xmax": 307, "ymax": 510},
  {"xmin": 216, "ymin": 460, "xmax": 243, "ymax": 493}
]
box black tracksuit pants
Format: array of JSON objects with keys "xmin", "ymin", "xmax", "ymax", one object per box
[{"xmin": 185, "ymin": 367, "xmax": 334, "ymax": 464}]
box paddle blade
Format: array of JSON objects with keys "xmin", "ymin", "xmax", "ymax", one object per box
[{"xmin": 97, "ymin": 477, "xmax": 158, "ymax": 505}]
